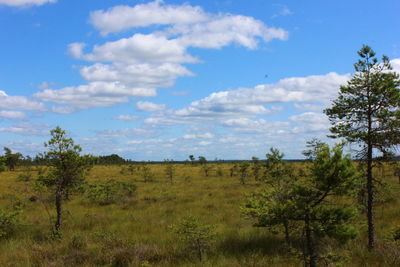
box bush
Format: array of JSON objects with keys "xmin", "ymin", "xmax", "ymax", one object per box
[
  {"xmin": 16, "ymin": 173, "xmax": 32, "ymax": 182},
  {"xmin": 85, "ymin": 179, "xmax": 137, "ymax": 205},
  {"xmin": 0, "ymin": 206, "xmax": 22, "ymax": 239},
  {"xmin": 170, "ymin": 216, "xmax": 216, "ymax": 261},
  {"xmin": 0, "ymin": 162, "xmax": 5, "ymax": 172}
]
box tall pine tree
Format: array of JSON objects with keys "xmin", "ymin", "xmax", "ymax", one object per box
[{"xmin": 324, "ymin": 45, "xmax": 400, "ymax": 249}]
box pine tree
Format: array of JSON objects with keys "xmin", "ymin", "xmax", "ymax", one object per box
[
  {"xmin": 324, "ymin": 45, "xmax": 400, "ymax": 249},
  {"xmin": 39, "ymin": 126, "xmax": 92, "ymax": 234}
]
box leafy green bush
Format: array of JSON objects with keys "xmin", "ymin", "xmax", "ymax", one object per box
[
  {"xmin": 16, "ymin": 173, "xmax": 32, "ymax": 182},
  {"xmin": 170, "ymin": 216, "xmax": 216, "ymax": 261},
  {"xmin": 85, "ymin": 179, "xmax": 137, "ymax": 205},
  {"xmin": 0, "ymin": 206, "xmax": 22, "ymax": 239}
]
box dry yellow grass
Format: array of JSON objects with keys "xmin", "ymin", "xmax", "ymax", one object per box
[{"xmin": 0, "ymin": 162, "xmax": 398, "ymax": 266}]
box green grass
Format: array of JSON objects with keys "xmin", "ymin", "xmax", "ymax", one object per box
[{"xmin": 0, "ymin": 163, "xmax": 399, "ymax": 266}]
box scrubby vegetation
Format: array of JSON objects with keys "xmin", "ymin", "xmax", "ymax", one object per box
[{"xmin": 0, "ymin": 158, "xmax": 399, "ymax": 266}]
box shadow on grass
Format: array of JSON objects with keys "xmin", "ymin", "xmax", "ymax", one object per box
[{"xmin": 217, "ymin": 231, "xmax": 288, "ymax": 258}]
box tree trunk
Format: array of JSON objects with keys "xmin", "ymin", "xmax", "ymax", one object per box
[
  {"xmin": 305, "ymin": 214, "xmax": 316, "ymax": 267},
  {"xmin": 196, "ymin": 238, "xmax": 202, "ymax": 261},
  {"xmin": 55, "ymin": 189, "xmax": 63, "ymax": 232},
  {"xmin": 367, "ymin": 143, "xmax": 375, "ymax": 249}
]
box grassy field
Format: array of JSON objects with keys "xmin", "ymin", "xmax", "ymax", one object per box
[{"xmin": 0, "ymin": 163, "xmax": 399, "ymax": 266}]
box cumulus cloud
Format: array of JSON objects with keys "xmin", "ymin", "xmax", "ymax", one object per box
[
  {"xmin": 0, "ymin": 110, "xmax": 26, "ymax": 119},
  {"xmin": 183, "ymin": 132, "xmax": 214, "ymax": 139},
  {"xmin": 47, "ymin": 1, "xmax": 288, "ymax": 111},
  {"xmin": 114, "ymin": 115, "xmax": 140, "ymax": 121},
  {"xmin": 90, "ymin": 0, "xmax": 208, "ymax": 35},
  {"xmin": 98, "ymin": 127, "xmax": 157, "ymax": 139},
  {"xmin": 80, "ymin": 63, "xmax": 193, "ymax": 87},
  {"xmin": 0, "ymin": 90, "xmax": 46, "ymax": 111},
  {"xmin": 73, "ymin": 34, "xmax": 197, "ymax": 64},
  {"xmin": 0, "ymin": 0, "xmax": 56, "ymax": 7},
  {"xmin": 391, "ymin": 58, "xmax": 400, "ymax": 73},
  {"xmin": 136, "ymin": 101, "xmax": 165, "ymax": 112},
  {"xmin": 290, "ymin": 112, "xmax": 330, "ymax": 133},
  {"xmin": 0, "ymin": 122, "xmax": 49, "ymax": 136},
  {"xmin": 145, "ymin": 72, "xmax": 349, "ymax": 125},
  {"xmin": 34, "ymin": 82, "xmax": 156, "ymax": 109}
]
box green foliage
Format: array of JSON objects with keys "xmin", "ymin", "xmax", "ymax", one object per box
[
  {"xmin": 324, "ymin": 45, "xmax": 400, "ymax": 149},
  {"xmin": 0, "ymin": 159, "xmax": 6, "ymax": 172},
  {"xmin": 16, "ymin": 173, "xmax": 32, "ymax": 182},
  {"xmin": 200, "ymin": 164, "xmax": 213, "ymax": 177},
  {"xmin": 238, "ymin": 162, "xmax": 250, "ymax": 185},
  {"xmin": 3, "ymin": 147, "xmax": 22, "ymax": 171},
  {"xmin": 170, "ymin": 216, "xmax": 216, "ymax": 261},
  {"xmin": 244, "ymin": 143, "xmax": 358, "ymax": 267},
  {"xmin": 198, "ymin": 156, "xmax": 207, "ymax": 165},
  {"xmin": 251, "ymin": 156, "xmax": 261, "ymax": 181},
  {"xmin": 164, "ymin": 160, "xmax": 175, "ymax": 184},
  {"xmin": 85, "ymin": 179, "xmax": 137, "ymax": 205},
  {"xmin": 0, "ymin": 205, "xmax": 22, "ymax": 239},
  {"xmin": 141, "ymin": 165, "xmax": 155, "ymax": 182},
  {"xmin": 40, "ymin": 126, "xmax": 93, "ymax": 232},
  {"xmin": 244, "ymin": 148, "xmax": 297, "ymax": 245},
  {"xmin": 324, "ymin": 45, "xmax": 400, "ymax": 249},
  {"xmin": 229, "ymin": 164, "xmax": 238, "ymax": 177}
]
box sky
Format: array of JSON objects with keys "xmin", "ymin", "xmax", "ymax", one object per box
[{"xmin": 0, "ymin": 0, "xmax": 399, "ymax": 160}]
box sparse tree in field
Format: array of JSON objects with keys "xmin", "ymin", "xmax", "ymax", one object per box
[
  {"xmin": 230, "ymin": 163, "xmax": 238, "ymax": 177},
  {"xmin": 324, "ymin": 45, "xmax": 400, "ymax": 249},
  {"xmin": 244, "ymin": 143, "xmax": 358, "ymax": 267},
  {"xmin": 141, "ymin": 165, "xmax": 155, "ymax": 182},
  {"xmin": 164, "ymin": 159, "xmax": 175, "ymax": 184},
  {"xmin": 238, "ymin": 161, "xmax": 250, "ymax": 185},
  {"xmin": 200, "ymin": 163, "xmax": 213, "ymax": 177},
  {"xmin": 38, "ymin": 126, "xmax": 92, "ymax": 234},
  {"xmin": 244, "ymin": 148, "xmax": 296, "ymax": 246},
  {"xmin": 0, "ymin": 157, "xmax": 5, "ymax": 172},
  {"xmin": 171, "ymin": 216, "xmax": 216, "ymax": 262},
  {"xmin": 189, "ymin": 155, "xmax": 196, "ymax": 165},
  {"xmin": 198, "ymin": 156, "xmax": 207, "ymax": 165},
  {"xmin": 3, "ymin": 147, "xmax": 22, "ymax": 171},
  {"xmin": 251, "ymin": 156, "xmax": 261, "ymax": 181}
]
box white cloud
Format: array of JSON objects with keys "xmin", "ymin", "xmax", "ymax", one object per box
[
  {"xmin": 290, "ymin": 112, "xmax": 330, "ymax": 133},
  {"xmin": 0, "ymin": 0, "xmax": 56, "ymax": 7},
  {"xmin": 114, "ymin": 115, "xmax": 139, "ymax": 121},
  {"xmin": 391, "ymin": 58, "xmax": 400, "ymax": 73},
  {"xmin": 50, "ymin": 106, "xmax": 78, "ymax": 114},
  {"xmin": 34, "ymin": 82, "xmax": 156, "ymax": 109},
  {"xmin": 98, "ymin": 127, "xmax": 157, "ymax": 139},
  {"xmin": 183, "ymin": 132, "xmax": 214, "ymax": 139},
  {"xmin": 171, "ymin": 90, "xmax": 190, "ymax": 96},
  {"xmin": 174, "ymin": 15, "xmax": 288, "ymax": 49},
  {"xmin": 271, "ymin": 4, "xmax": 293, "ymax": 18},
  {"xmin": 47, "ymin": 1, "xmax": 288, "ymax": 112},
  {"xmin": 199, "ymin": 141, "xmax": 212, "ymax": 146},
  {"xmin": 0, "ymin": 110, "xmax": 26, "ymax": 119},
  {"xmin": 80, "ymin": 63, "xmax": 193, "ymax": 87},
  {"xmin": 90, "ymin": 0, "xmax": 208, "ymax": 35},
  {"xmin": 73, "ymin": 34, "xmax": 197, "ymax": 64},
  {"xmin": 68, "ymin": 43, "xmax": 86, "ymax": 59},
  {"xmin": 145, "ymin": 72, "xmax": 349, "ymax": 126},
  {"xmin": 222, "ymin": 118, "xmax": 291, "ymax": 134},
  {"xmin": 136, "ymin": 101, "xmax": 165, "ymax": 112},
  {"xmin": 0, "ymin": 90, "xmax": 46, "ymax": 111},
  {"xmin": 0, "ymin": 122, "xmax": 49, "ymax": 136}
]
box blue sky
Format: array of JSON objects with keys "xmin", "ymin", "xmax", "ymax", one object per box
[{"xmin": 0, "ymin": 0, "xmax": 399, "ymax": 160}]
